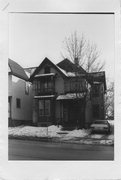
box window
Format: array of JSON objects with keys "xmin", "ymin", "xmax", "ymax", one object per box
[
  {"xmin": 34, "ymin": 78, "xmax": 54, "ymax": 95},
  {"xmin": 39, "ymin": 100, "xmax": 50, "ymax": 116},
  {"xmin": 44, "ymin": 66, "xmax": 50, "ymax": 74},
  {"xmin": 45, "ymin": 100, "xmax": 50, "ymax": 115},
  {"xmin": 25, "ymin": 82, "xmax": 29, "ymax": 95},
  {"xmin": 39, "ymin": 100, "xmax": 44, "ymax": 116},
  {"xmin": 93, "ymin": 104, "xmax": 100, "ymax": 119},
  {"xmin": 16, "ymin": 98, "xmax": 21, "ymax": 108}
]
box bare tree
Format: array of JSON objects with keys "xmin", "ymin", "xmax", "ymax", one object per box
[
  {"xmin": 105, "ymin": 81, "xmax": 114, "ymax": 120},
  {"xmin": 61, "ymin": 32, "xmax": 86, "ymax": 67},
  {"xmin": 62, "ymin": 31, "xmax": 105, "ymax": 72},
  {"xmin": 85, "ymin": 42, "xmax": 105, "ymax": 72}
]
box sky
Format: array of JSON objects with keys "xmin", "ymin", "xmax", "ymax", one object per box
[{"xmin": 9, "ymin": 13, "xmax": 114, "ymax": 80}]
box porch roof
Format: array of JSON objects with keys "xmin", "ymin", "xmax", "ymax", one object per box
[
  {"xmin": 35, "ymin": 73, "xmax": 55, "ymax": 78},
  {"xmin": 56, "ymin": 93, "xmax": 85, "ymax": 100},
  {"xmin": 34, "ymin": 95, "xmax": 55, "ymax": 99}
]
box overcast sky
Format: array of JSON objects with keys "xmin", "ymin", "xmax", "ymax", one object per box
[{"xmin": 9, "ymin": 12, "xmax": 114, "ymax": 80}]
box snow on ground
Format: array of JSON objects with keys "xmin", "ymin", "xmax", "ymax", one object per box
[
  {"xmin": 9, "ymin": 126, "xmax": 90, "ymax": 138},
  {"xmin": 100, "ymin": 140, "xmax": 114, "ymax": 145},
  {"xmin": 9, "ymin": 125, "xmax": 90, "ymax": 138},
  {"xmin": 65, "ymin": 129, "xmax": 90, "ymax": 138},
  {"xmin": 107, "ymin": 134, "xmax": 114, "ymax": 140},
  {"xmin": 9, "ymin": 125, "xmax": 62, "ymax": 138},
  {"xmin": 89, "ymin": 134, "xmax": 104, "ymax": 139},
  {"xmin": 8, "ymin": 125, "xmax": 114, "ymax": 146}
]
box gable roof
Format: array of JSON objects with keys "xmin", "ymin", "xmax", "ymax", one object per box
[
  {"xmin": 57, "ymin": 58, "xmax": 86, "ymax": 74},
  {"xmin": 8, "ymin": 59, "xmax": 28, "ymax": 81},
  {"xmin": 29, "ymin": 57, "xmax": 67, "ymax": 81},
  {"xmin": 29, "ymin": 57, "xmax": 106, "ymax": 90}
]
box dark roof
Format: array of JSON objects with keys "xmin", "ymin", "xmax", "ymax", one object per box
[
  {"xmin": 29, "ymin": 57, "xmax": 106, "ymax": 90},
  {"xmin": 29, "ymin": 57, "xmax": 67, "ymax": 81},
  {"xmin": 8, "ymin": 59, "xmax": 28, "ymax": 81},
  {"xmin": 57, "ymin": 58, "xmax": 86, "ymax": 74}
]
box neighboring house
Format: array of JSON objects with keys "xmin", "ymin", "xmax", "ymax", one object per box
[
  {"xmin": 8, "ymin": 59, "xmax": 33, "ymax": 126},
  {"xmin": 29, "ymin": 57, "xmax": 106, "ymax": 128}
]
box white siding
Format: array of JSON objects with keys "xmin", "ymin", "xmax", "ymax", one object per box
[{"xmin": 9, "ymin": 75, "xmax": 33, "ymax": 121}]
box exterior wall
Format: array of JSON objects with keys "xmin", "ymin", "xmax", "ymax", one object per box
[
  {"xmin": 91, "ymin": 83, "xmax": 105, "ymax": 120},
  {"xmin": 55, "ymin": 75, "xmax": 64, "ymax": 95},
  {"xmin": 8, "ymin": 74, "xmax": 12, "ymax": 95},
  {"xmin": 8, "ymin": 75, "xmax": 33, "ymax": 123},
  {"xmin": 85, "ymin": 100, "xmax": 93, "ymax": 128},
  {"xmin": 55, "ymin": 101, "xmax": 61, "ymax": 121}
]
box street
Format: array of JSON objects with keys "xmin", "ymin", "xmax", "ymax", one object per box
[{"xmin": 8, "ymin": 139, "xmax": 114, "ymax": 160}]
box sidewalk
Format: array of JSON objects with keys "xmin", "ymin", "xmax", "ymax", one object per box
[{"xmin": 8, "ymin": 125, "xmax": 114, "ymax": 146}]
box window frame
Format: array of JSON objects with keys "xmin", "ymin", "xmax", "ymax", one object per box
[
  {"xmin": 16, "ymin": 98, "xmax": 21, "ymax": 109},
  {"xmin": 39, "ymin": 99, "xmax": 51, "ymax": 117}
]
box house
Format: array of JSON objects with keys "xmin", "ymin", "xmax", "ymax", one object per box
[
  {"xmin": 87, "ymin": 71, "xmax": 106, "ymax": 121},
  {"xmin": 30, "ymin": 57, "xmax": 106, "ymax": 128},
  {"xmin": 8, "ymin": 59, "xmax": 33, "ymax": 126}
]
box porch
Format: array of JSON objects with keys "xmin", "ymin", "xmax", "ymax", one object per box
[
  {"xmin": 33, "ymin": 95, "xmax": 56, "ymax": 126},
  {"xmin": 57, "ymin": 93, "xmax": 86, "ymax": 129}
]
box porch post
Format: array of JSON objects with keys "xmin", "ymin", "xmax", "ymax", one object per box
[{"xmin": 33, "ymin": 99, "xmax": 38, "ymax": 126}]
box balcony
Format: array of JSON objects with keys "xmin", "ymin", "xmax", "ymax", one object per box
[
  {"xmin": 35, "ymin": 87, "xmax": 55, "ymax": 96},
  {"xmin": 64, "ymin": 79, "xmax": 87, "ymax": 94},
  {"xmin": 33, "ymin": 75, "xmax": 55, "ymax": 95}
]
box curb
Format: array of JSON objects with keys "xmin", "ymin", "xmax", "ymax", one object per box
[{"xmin": 8, "ymin": 135, "xmax": 114, "ymax": 146}]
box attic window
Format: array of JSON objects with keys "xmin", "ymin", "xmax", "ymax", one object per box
[{"xmin": 44, "ymin": 66, "xmax": 50, "ymax": 74}]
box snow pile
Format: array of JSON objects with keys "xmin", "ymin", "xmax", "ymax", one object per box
[
  {"xmin": 48, "ymin": 125, "xmax": 62, "ymax": 137},
  {"xmin": 8, "ymin": 125, "xmax": 114, "ymax": 145},
  {"xmin": 9, "ymin": 125, "xmax": 24, "ymax": 135},
  {"xmin": 67, "ymin": 72, "xmax": 76, "ymax": 77},
  {"xmin": 48, "ymin": 125, "xmax": 61, "ymax": 132},
  {"xmin": 9, "ymin": 125, "xmax": 62, "ymax": 138},
  {"xmin": 65, "ymin": 129, "xmax": 90, "ymax": 138},
  {"xmin": 107, "ymin": 134, "xmax": 114, "ymax": 140},
  {"xmin": 100, "ymin": 140, "xmax": 113, "ymax": 145},
  {"xmin": 89, "ymin": 134, "xmax": 104, "ymax": 139}
]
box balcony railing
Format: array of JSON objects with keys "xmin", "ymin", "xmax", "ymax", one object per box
[
  {"xmin": 64, "ymin": 83, "xmax": 87, "ymax": 93},
  {"xmin": 34, "ymin": 88, "xmax": 55, "ymax": 95}
]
